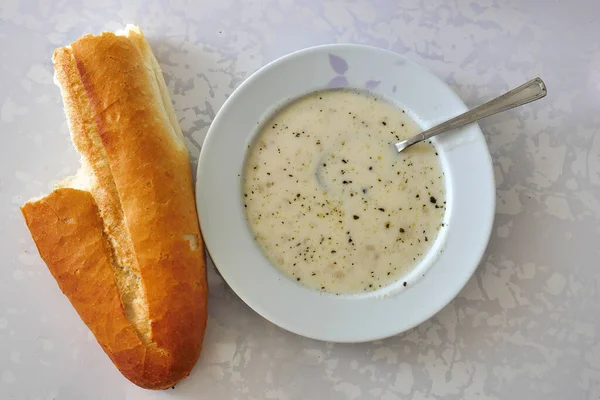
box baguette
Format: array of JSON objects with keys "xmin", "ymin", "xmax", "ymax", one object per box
[{"xmin": 20, "ymin": 25, "xmax": 207, "ymax": 390}]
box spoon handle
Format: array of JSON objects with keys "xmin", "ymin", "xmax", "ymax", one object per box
[{"xmin": 394, "ymin": 77, "xmax": 547, "ymax": 152}]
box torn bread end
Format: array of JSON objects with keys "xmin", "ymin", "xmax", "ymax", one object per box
[{"xmin": 55, "ymin": 160, "xmax": 94, "ymax": 192}]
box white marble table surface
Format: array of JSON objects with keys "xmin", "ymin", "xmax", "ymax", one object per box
[{"xmin": 1, "ymin": 0, "xmax": 599, "ymax": 399}]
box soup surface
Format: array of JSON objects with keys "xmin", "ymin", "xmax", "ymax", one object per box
[{"xmin": 243, "ymin": 89, "xmax": 446, "ymax": 294}]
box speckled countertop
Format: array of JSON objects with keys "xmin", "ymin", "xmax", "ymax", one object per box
[{"xmin": 1, "ymin": 1, "xmax": 599, "ymax": 399}]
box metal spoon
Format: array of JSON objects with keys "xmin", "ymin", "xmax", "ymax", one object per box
[{"xmin": 393, "ymin": 77, "xmax": 547, "ymax": 153}]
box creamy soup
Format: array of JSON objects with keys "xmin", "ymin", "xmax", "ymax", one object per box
[{"xmin": 243, "ymin": 89, "xmax": 446, "ymax": 294}]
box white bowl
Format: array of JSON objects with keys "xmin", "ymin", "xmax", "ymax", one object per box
[{"xmin": 196, "ymin": 44, "xmax": 495, "ymax": 342}]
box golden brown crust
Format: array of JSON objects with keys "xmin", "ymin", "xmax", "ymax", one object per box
[
  {"xmin": 22, "ymin": 25, "xmax": 207, "ymax": 390},
  {"xmin": 21, "ymin": 189, "xmax": 172, "ymax": 388},
  {"xmin": 52, "ymin": 42, "xmax": 153, "ymax": 345}
]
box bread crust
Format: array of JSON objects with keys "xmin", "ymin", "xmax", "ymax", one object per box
[{"xmin": 21, "ymin": 26, "xmax": 207, "ymax": 390}]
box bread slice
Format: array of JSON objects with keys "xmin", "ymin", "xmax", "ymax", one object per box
[{"xmin": 21, "ymin": 25, "xmax": 207, "ymax": 390}]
